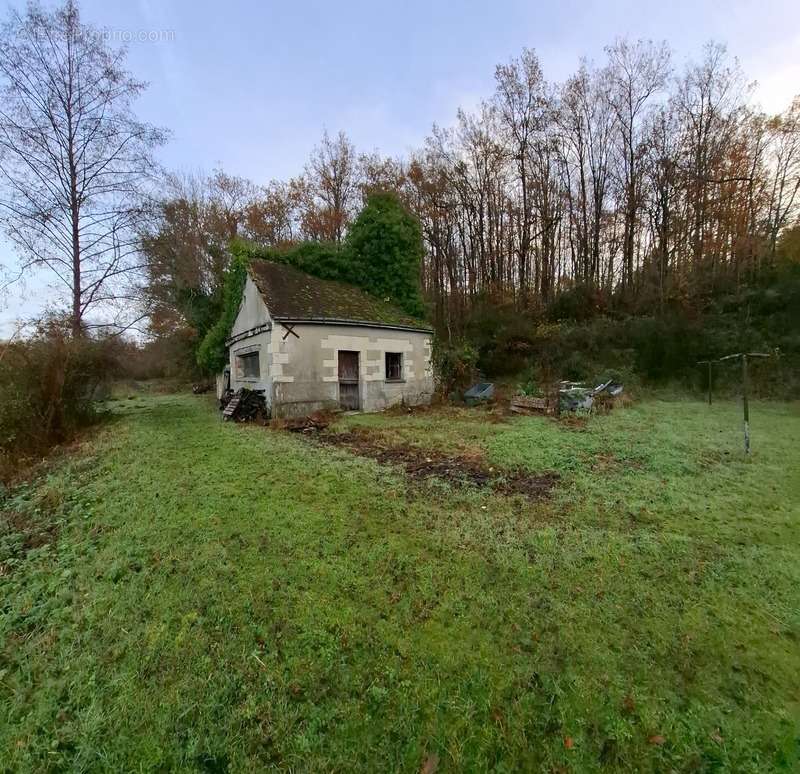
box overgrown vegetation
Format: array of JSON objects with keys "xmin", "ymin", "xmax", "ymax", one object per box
[
  {"xmin": 0, "ymin": 320, "xmax": 117, "ymax": 480},
  {"xmin": 462, "ymin": 262, "xmax": 800, "ymax": 396},
  {"xmin": 343, "ymin": 191, "xmax": 425, "ymax": 317},
  {"xmin": 1, "ymin": 395, "xmax": 798, "ymax": 771},
  {"xmin": 227, "ymin": 192, "xmax": 425, "ymax": 316},
  {"xmin": 195, "ymin": 251, "xmax": 249, "ymax": 373},
  {"xmin": 430, "ymin": 338, "xmax": 478, "ymax": 397}
]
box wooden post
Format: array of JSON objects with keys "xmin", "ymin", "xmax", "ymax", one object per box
[
  {"xmin": 717, "ymin": 351, "xmax": 769, "ymax": 455},
  {"xmin": 742, "ymin": 354, "xmax": 750, "ymax": 455}
]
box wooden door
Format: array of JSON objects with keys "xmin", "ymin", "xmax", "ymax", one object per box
[{"xmin": 338, "ymin": 350, "xmax": 360, "ymax": 411}]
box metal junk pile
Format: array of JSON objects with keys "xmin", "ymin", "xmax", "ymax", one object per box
[{"xmin": 510, "ymin": 379, "xmax": 624, "ymax": 416}]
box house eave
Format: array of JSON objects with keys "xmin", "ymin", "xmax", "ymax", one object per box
[{"xmin": 273, "ymin": 316, "xmax": 433, "ymax": 334}]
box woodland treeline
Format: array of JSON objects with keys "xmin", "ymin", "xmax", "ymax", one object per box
[{"xmin": 144, "ymin": 40, "xmax": 800, "ymax": 341}]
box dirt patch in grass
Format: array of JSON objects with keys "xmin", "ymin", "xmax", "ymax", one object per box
[{"xmin": 316, "ymin": 429, "xmax": 558, "ymax": 499}]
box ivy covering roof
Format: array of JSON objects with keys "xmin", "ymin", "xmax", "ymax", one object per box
[{"xmin": 247, "ymin": 259, "xmax": 431, "ymax": 331}]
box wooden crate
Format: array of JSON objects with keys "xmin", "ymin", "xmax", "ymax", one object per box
[{"xmin": 510, "ymin": 395, "xmax": 554, "ymax": 415}]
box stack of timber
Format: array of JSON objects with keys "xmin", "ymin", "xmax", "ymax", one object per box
[{"xmin": 222, "ymin": 388, "xmax": 267, "ymax": 422}]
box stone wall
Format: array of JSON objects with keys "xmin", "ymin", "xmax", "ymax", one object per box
[{"xmin": 270, "ymin": 323, "xmax": 434, "ymax": 418}]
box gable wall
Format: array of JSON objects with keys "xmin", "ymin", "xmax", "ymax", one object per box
[
  {"xmin": 228, "ymin": 275, "xmax": 272, "ymax": 398},
  {"xmin": 230, "ymin": 275, "xmax": 270, "ymax": 336}
]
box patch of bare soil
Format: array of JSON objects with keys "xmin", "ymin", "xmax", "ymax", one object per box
[{"xmin": 316, "ymin": 429, "xmax": 558, "ymax": 500}]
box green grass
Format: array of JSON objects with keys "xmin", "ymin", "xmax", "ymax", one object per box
[{"xmin": 1, "ymin": 395, "xmax": 799, "ymax": 772}]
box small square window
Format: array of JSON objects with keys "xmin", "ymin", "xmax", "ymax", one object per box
[
  {"xmin": 237, "ymin": 351, "xmax": 260, "ymax": 379},
  {"xmin": 385, "ymin": 352, "xmax": 403, "ymax": 381}
]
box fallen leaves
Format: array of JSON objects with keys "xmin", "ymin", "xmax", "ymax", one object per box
[
  {"xmin": 622, "ymin": 693, "xmax": 636, "ymax": 714},
  {"xmin": 420, "ymin": 752, "xmax": 439, "ymax": 774}
]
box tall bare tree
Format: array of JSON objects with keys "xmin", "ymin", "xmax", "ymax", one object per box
[
  {"xmin": 302, "ymin": 129, "xmax": 359, "ymax": 244},
  {"xmin": 494, "ymin": 48, "xmax": 549, "ymax": 296},
  {"xmin": 0, "ymin": 0, "xmax": 166, "ymax": 335},
  {"xmin": 765, "ymin": 98, "xmax": 800, "ymax": 260},
  {"xmin": 606, "ymin": 39, "xmax": 671, "ymax": 292}
]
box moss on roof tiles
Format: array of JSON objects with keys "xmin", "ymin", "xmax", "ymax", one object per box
[{"xmin": 247, "ymin": 259, "xmax": 431, "ymax": 330}]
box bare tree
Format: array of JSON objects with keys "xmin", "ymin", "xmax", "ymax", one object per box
[
  {"xmin": 493, "ymin": 48, "xmax": 548, "ymax": 296},
  {"xmin": 606, "ymin": 39, "xmax": 671, "ymax": 292},
  {"xmin": 0, "ymin": 0, "xmax": 167, "ymax": 336},
  {"xmin": 765, "ymin": 97, "xmax": 800, "ymax": 260},
  {"xmin": 673, "ymin": 43, "xmax": 748, "ymax": 273},
  {"xmin": 303, "ymin": 130, "xmax": 359, "ymax": 244},
  {"xmin": 558, "ymin": 63, "xmax": 613, "ymax": 288}
]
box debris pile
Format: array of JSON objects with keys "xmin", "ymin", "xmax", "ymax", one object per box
[
  {"xmin": 558, "ymin": 384, "xmax": 594, "ymax": 413},
  {"xmin": 283, "ymin": 414, "xmax": 331, "ymax": 433},
  {"xmin": 222, "ymin": 388, "xmax": 268, "ymax": 422},
  {"xmin": 510, "ymin": 394, "xmax": 555, "ymax": 415},
  {"xmin": 316, "ymin": 430, "xmax": 558, "ymax": 500},
  {"xmin": 510, "ymin": 379, "xmax": 626, "ymax": 416},
  {"xmin": 593, "ymin": 379, "xmax": 624, "ymax": 398},
  {"xmin": 464, "ymin": 382, "xmax": 495, "ymax": 405}
]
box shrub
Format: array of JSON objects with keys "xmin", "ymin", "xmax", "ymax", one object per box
[
  {"xmin": 547, "ymin": 283, "xmax": 606, "ymax": 322},
  {"xmin": 0, "ymin": 320, "xmax": 117, "ymax": 478},
  {"xmin": 431, "ymin": 339, "xmax": 478, "ymax": 397},
  {"xmin": 463, "ymin": 293, "xmax": 537, "ymax": 375}
]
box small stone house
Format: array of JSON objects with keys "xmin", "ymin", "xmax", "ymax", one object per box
[{"xmin": 221, "ymin": 260, "xmax": 434, "ymax": 417}]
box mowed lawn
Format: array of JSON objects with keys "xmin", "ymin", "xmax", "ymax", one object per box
[{"xmin": 1, "ymin": 395, "xmax": 799, "ymax": 772}]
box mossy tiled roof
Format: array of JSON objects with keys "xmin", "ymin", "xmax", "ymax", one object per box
[{"xmin": 247, "ymin": 260, "xmax": 431, "ymax": 331}]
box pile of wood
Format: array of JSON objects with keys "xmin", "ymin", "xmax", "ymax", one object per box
[
  {"xmin": 222, "ymin": 388, "xmax": 267, "ymax": 422},
  {"xmin": 510, "ymin": 394, "xmax": 556, "ymax": 415}
]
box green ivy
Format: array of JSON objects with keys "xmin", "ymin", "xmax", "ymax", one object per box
[
  {"xmin": 196, "ymin": 194, "xmax": 430, "ymax": 375},
  {"xmin": 195, "ymin": 251, "xmax": 249, "ymax": 374},
  {"xmin": 344, "ymin": 191, "xmax": 426, "ymax": 317}
]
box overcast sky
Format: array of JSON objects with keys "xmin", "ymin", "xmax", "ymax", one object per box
[{"xmin": 2, "ymin": 0, "xmax": 799, "ymax": 336}]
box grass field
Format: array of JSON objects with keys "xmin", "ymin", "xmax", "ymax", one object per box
[{"xmin": 1, "ymin": 394, "xmax": 799, "ymax": 772}]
